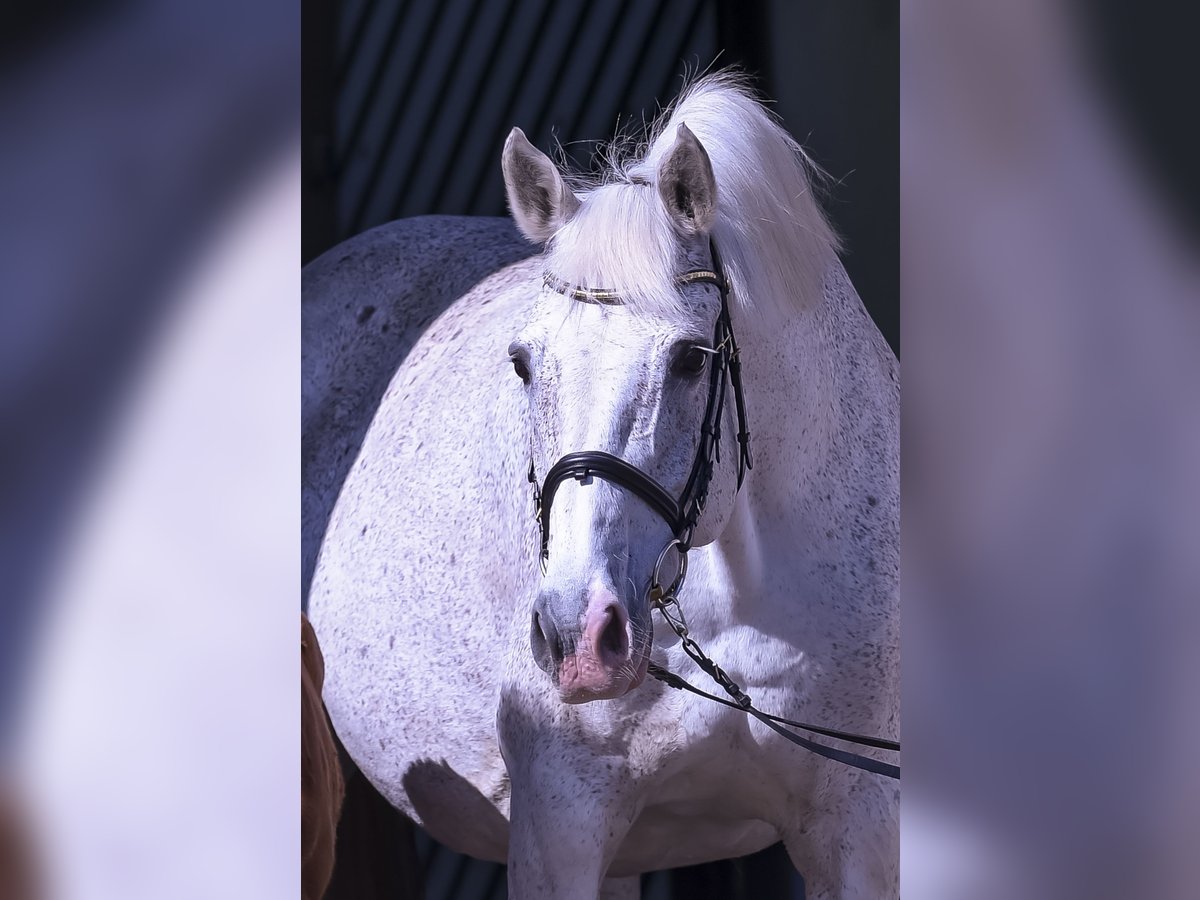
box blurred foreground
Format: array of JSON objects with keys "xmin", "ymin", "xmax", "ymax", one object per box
[
  {"xmin": 1, "ymin": 2, "xmax": 299, "ymax": 898},
  {"xmin": 902, "ymin": 2, "xmax": 1199, "ymax": 898}
]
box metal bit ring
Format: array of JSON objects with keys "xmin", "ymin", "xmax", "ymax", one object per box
[{"xmin": 652, "ymin": 538, "xmax": 689, "ymax": 600}]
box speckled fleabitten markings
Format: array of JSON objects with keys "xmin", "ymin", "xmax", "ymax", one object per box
[{"xmin": 306, "ymin": 75, "xmax": 897, "ymax": 899}]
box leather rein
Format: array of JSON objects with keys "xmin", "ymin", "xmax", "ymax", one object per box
[{"xmin": 528, "ymin": 239, "xmax": 899, "ymax": 780}]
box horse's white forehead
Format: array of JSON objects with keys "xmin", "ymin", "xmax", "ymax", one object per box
[
  {"xmin": 523, "ymin": 301, "xmax": 685, "ymax": 355},
  {"xmin": 522, "ymin": 288, "xmax": 716, "ymax": 356}
]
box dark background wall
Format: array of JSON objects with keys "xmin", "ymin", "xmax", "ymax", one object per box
[
  {"xmin": 303, "ymin": 0, "xmax": 898, "ymax": 351},
  {"xmin": 302, "ymin": 2, "xmax": 896, "ymax": 897}
]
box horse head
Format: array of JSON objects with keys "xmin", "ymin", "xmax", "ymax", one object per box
[{"xmin": 502, "ymin": 123, "xmax": 745, "ymax": 703}]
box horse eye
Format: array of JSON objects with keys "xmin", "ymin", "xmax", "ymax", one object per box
[
  {"xmin": 511, "ymin": 354, "xmax": 531, "ymax": 384},
  {"xmin": 673, "ymin": 345, "xmax": 709, "ymax": 377}
]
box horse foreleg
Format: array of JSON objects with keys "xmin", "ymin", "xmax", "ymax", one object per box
[
  {"xmin": 782, "ymin": 775, "xmax": 899, "ymax": 899},
  {"xmin": 499, "ymin": 703, "xmax": 639, "ymax": 899},
  {"xmin": 504, "ymin": 761, "xmax": 639, "ymax": 900}
]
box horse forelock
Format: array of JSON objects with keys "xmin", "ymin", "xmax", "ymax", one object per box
[{"xmin": 544, "ymin": 71, "xmax": 840, "ymax": 326}]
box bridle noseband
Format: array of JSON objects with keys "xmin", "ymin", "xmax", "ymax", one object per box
[
  {"xmin": 529, "ymin": 238, "xmax": 752, "ymax": 565},
  {"xmin": 523, "ymin": 238, "xmax": 899, "ymax": 780}
]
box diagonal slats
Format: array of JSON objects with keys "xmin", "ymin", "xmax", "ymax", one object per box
[{"xmin": 333, "ymin": 0, "xmax": 721, "ymax": 236}]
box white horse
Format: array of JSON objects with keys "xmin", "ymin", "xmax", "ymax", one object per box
[{"xmin": 308, "ymin": 74, "xmax": 898, "ymax": 899}]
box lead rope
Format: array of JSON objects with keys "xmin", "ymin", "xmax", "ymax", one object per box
[{"xmin": 647, "ymin": 549, "xmax": 900, "ymax": 780}]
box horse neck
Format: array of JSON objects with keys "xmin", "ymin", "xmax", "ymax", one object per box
[{"xmin": 716, "ymin": 258, "xmax": 899, "ymax": 594}]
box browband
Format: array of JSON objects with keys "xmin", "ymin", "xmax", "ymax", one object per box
[{"xmin": 542, "ymin": 269, "xmax": 725, "ymax": 305}]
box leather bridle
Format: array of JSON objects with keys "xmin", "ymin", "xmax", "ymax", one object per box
[
  {"xmin": 529, "ymin": 238, "xmax": 751, "ymax": 564},
  {"xmin": 525, "ymin": 238, "xmax": 900, "ymax": 780}
]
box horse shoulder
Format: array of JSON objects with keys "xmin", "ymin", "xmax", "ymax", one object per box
[{"xmin": 302, "ymin": 216, "xmax": 536, "ymax": 600}]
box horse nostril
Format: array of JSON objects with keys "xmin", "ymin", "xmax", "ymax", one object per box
[
  {"xmin": 597, "ymin": 604, "xmax": 628, "ymax": 662},
  {"xmin": 530, "ymin": 609, "xmax": 564, "ymax": 674}
]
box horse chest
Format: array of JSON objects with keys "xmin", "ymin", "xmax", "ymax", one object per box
[{"xmin": 608, "ymin": 718, "xmax": 787, "ymax": 873}]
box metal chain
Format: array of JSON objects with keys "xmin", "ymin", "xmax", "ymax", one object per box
[{"xmin": 647, "ymin": 543, "xmax": 753, "ymax": 710}]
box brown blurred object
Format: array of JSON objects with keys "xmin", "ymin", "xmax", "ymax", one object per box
[
  {"xmin": 302, "ymin": 613, "xmax": 344, "ymax": 900},
  {"xmin": 0, "ymin": 782, "xmax": 40, "ymax": 900}
]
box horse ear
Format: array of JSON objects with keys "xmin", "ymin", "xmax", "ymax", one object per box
[
  {"xmin": 656, "ymin": 123, "xmax": 717, "ymax": 236},
  {"xmin": 502, "ymin": 128, "xmax": 580, "ymax": 244}
]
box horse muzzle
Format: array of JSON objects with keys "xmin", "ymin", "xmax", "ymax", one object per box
[{"xmin": 530, "ymin": 586, "xmax": 648, "ymax": 703}]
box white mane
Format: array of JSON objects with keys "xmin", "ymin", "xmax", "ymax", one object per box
[{"xmin": 545, "ymin": 72, "xmax": 840, "ymax": 322}]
